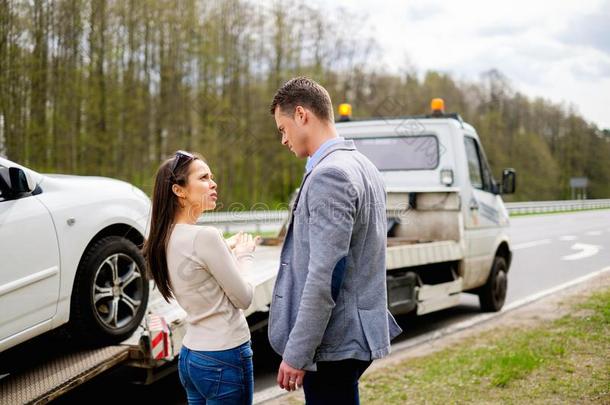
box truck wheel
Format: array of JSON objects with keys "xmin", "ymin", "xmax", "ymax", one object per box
[
  {"xmin": 478, "ymin": 256, "xmax": 507, "ymax": 312},
  {"xmin": 70, "ymin": 236, "xmax": 149, "ymax": 345}
]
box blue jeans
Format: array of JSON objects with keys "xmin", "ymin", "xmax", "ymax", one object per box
[
  {"xmin": 178, "ymin": 341, "xmax": 254, "ymax": 405},
  {"xmin": 303, "ymin": 359, "xmax": 372, "ymax": 405}
]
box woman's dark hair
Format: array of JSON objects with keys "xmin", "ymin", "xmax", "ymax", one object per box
[{"xmin": 143, "ymin": 151, "xmax": 202, "ymax": 302}]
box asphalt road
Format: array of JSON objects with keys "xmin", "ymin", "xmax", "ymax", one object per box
[{"xmin": 46, "ymin": 209, "xmax": 610, "ymax": 403}]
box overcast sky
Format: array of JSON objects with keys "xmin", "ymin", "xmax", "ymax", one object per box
[{"xmin": 310, "ymin": 0, "xmax": 610, "ymax": 129}]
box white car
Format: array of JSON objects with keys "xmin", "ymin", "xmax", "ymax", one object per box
[{"xmin": 0, "ymin": 157, "xmax": 151, "ymax": 352}]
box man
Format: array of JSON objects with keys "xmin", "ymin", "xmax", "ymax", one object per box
[{"xmin": 268, "ymin": 77, "xmax": 402, "ymax": 404}]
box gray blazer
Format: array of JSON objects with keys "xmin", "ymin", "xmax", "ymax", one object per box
[{"xmin": 268, "ymin": 139, "xmax": 402, "ymax": 371}]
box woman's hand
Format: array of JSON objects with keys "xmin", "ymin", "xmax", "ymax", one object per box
[
  {"xmin": 233, "ymin": 232, "xmax": 261, "ymax": 256},
  {"xmin": 225, "ymin": 232, "xmax": 241, "ymax": 250}
]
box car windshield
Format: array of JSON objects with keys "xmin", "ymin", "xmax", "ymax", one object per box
[{"xmin": 351, "ymin": 135, "xmax": 439, "ymax": 170}]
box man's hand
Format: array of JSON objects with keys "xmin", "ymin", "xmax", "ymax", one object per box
[{"xmin": 277, "ymin": 360, "xmax": 305, "ymax": 391}]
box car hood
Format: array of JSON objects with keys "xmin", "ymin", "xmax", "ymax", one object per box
[
  {"xmin": 38, "ymin": 173, "xmax": 151, "ymax": 209},
  {"xmin": 42, "ymin": 173, "xmax": 141, "ymax": 193}
]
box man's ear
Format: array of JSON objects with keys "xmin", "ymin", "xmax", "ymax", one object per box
[{"xmin": 294, "ymin": 105, "xmax": 307, "ymax": 126}]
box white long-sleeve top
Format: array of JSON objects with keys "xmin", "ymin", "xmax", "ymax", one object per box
[{"xmin": 167, "ymin": 224, "xmax": 253, "ymax": 351}]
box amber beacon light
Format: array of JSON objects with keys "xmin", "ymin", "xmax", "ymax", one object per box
[
  {"xmin": 338, "ymin": 103, "xmax": 352, "ymax": 121},
  {"xmin": 431, "ymin": 98, "xmax": 445, "ymax": 116}
]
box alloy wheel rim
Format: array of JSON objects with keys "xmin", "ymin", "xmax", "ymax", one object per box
[{"xmin": 93, "ymin": 253, "xmax": 144, "ymax": 329}]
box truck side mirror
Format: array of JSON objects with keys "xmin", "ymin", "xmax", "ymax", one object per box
[{"xmin": 501, "ymin": 168, "xmax": 516, "ymax": 194}]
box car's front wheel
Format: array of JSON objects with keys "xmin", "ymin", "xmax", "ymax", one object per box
[{"xmin": 70, "ymin": 236, "xmax": 149, "ymax": 345}]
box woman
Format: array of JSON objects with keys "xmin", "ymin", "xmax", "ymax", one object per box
[{"xmin": 144, "ymin": 150, "xmax": 257, "ymax": 404}]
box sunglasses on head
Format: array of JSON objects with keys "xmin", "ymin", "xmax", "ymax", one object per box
[{"xmin": 169, "ymin": 150, "xmax": 195, "ymax": 175}]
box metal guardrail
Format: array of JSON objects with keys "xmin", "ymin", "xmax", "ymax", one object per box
[
  {"xmin": 198, "ymin": 199, "xmax": 610, "ymax": 231},
  {"xmin": 505, "ymin": 199, "xmax": 610, "ymax": 215},
  {"xmin": 197, "ymin": 210, "xmax": 288, "ymax": 232}
]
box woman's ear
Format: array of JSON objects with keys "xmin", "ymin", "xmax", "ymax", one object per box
[{"xmin": 172, "ymin": 184, "xmax": 184, "ymax": 199}]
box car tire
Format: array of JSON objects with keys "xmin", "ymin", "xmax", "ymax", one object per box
[
  {"xmin": 69, "ymin": 236, "xmax": 149, "ymax": 345},
  {"xmin": 478, "ymin": 256, "xmax": 508, "ymax": 312}
]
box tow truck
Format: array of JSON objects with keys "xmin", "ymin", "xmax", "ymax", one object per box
[{"xmin": 336, "ymin": 99, "xmax": 517, "ymax": 316}]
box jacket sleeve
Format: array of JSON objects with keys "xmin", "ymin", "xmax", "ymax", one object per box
[
  {"xmin": 194, "ymin": 227, "xmax": 254, "ymax": 310},
  {"xmin": 282, "ymin": 168, "xmax": 358, "ymax": 370}
]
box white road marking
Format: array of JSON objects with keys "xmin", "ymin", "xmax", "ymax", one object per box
[
  {"xmin": 559, "ymin": 235, "xmax": 578, "ymax": 241},
  {"xmin": 586, "ymin": 230, "xmax": 602, "ymax": 236},
  {"xmin": 561, "ymin": 243, "xmax": 602, "ymax": 261},
  {"xmin": 512, "ymin": 239, "xmax": 551, "ymax": 250}
]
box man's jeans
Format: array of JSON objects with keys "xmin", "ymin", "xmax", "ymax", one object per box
[
  {"xmin": 303, "ymin": 359, "xmax": 372, "ymax": 405},
  {"xmin": 178, "ymin": 341, "xmax": 254, "ymax": 405}
]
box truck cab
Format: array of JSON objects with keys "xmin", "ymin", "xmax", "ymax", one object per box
[{"xmin": 335, "ymin": 99, "xmax": 516, "ymax": 315}]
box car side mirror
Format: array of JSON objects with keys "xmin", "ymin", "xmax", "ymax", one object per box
[
  {"xmin": 501, "ymin": 168, "xmax": 516, "ymax": 194},
  {"xmin": 0, "ymin": 167, "xmax": 36, "ymax": 197}
]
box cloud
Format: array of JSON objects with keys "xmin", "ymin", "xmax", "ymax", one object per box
[
  {"xmin": 308, "ymin": 0, "xmax": 610, "ymax": 128},
  {"xmin": 406, "ymin": 2, "xmax": 444, "ymax": 20},
  {"xmin": 560, "ymin": 1, "xmax": 610, "ymax": 54},
  {"xmin": 570, "ymin": 57, "xmax": 610, "ymax": 80},
  {"xmin": 477, "ymin": 22, "xmax": 529, "ymax": 38}
]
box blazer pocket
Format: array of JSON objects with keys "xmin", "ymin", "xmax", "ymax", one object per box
[{"xmin": 357, "ymin": 307, "xmax": 391, "ymax": 352}]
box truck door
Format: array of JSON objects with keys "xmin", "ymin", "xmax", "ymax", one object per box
[{"xmin": 462, "ymin": 136, "xmax": 500, "ymax": 288}]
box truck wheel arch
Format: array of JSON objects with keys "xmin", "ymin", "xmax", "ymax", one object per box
[{"xmin": 495, "ymin": 241, "xmax": 512, "ymax": 270}]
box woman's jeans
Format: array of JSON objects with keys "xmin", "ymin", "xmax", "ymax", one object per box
[{"xmin": 178, "ymin": 341, "xmax": 254, "ymax": 405}]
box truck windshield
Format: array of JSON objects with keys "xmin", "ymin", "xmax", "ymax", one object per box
[{"xmin": 352, "ymin": 135, "xmax": 439, "ymax": 170}]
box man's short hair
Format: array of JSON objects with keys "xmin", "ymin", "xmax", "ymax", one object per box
[{"xmin": 269, "ymin": 77, "xmax": 334, "ymax": 122}]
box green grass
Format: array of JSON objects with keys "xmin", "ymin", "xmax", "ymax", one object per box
[{"xmin": 360, "ymin": 289, "xmax": 610, "ymax": 404}]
